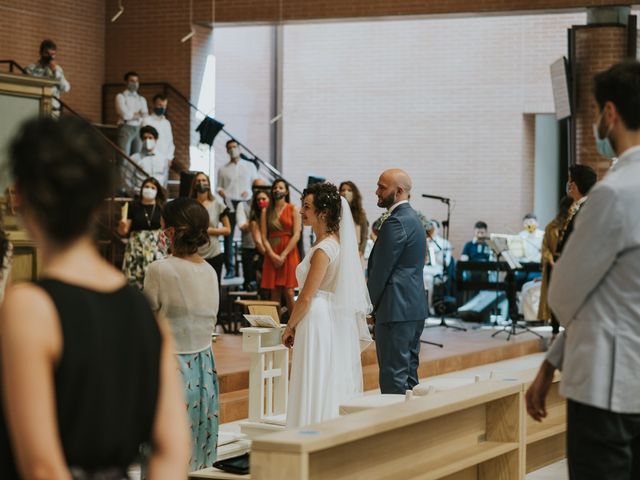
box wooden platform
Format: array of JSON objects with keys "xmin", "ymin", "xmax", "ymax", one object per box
[{"xmin": 214, "ymin": 321, "xmax": 548, "ymax": 423}]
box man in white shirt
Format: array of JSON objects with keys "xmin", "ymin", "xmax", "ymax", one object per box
[
  {"xmin": 217, "ymin": 139, "xmax": 259, "ymax": 278},
  {"xmin": 130, "ymin": 126, "xmax": 170, "ymax": 191},
  {"xmin": 517, "ymin": 213, "xmax": 544, "ymax": 263},
  {"xmin": 25, "ymin": 39, "xmax": 71, "ymax": 111},
  {"xmin": 115, "ymin": 71, "xmax": 148, "ymax": 157},
  {"xmin": 526, "ymin": 60, "xmax": 640, "ymax": 480},
  {"xmin": 143, "ymin": 94, "xmax": 175, "ymax": 165}
]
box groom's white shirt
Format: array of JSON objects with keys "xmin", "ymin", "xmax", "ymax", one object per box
[{"xmin": 388, "ymin": 200, "xmax": 409, "ymax": 214}]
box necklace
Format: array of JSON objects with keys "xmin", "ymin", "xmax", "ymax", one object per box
[{"xmin": 143, "ymin": 203, "xmax": 157, "ymax": 229}]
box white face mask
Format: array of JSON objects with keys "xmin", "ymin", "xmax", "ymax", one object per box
[
  {"xmin": 228, "ymin": 146, "xmax": 240, "ymax": 159},
  {"xmin": 144, "ymin": 139, "xmax": 156, "ymax": 151},
  {"xmin": 342, "ymin": 190, "xmax": 354, "ymax": 203},
  {"xmin": 142, "ymin": 187, "xmax": 157, "ymax": 200}
]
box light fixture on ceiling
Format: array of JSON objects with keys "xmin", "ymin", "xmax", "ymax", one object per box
[
  {"xmin": 111, "ymin": 0, "xmax": 124, "ymax": 22},
  {"xmin": 181, "ymin": 0, "xmax": 195, "ymax": 42}
]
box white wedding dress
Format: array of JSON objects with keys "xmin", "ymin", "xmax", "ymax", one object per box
[
  {"xmin": 286, "ymin": 237, "xmax": 341, "ymax": 428},
  {"xmin": 286, "ymin": 197, "xmax": 373, "ymax": 429}
]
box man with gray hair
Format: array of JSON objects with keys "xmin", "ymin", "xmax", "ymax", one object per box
[{"xmin": 367, "ymin": 169, "xmax": 428, "ymax": 393}]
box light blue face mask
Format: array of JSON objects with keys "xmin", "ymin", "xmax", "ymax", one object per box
[{"xmin": 592, "ymin": 122, "xmax": 617, "ymax": 160}]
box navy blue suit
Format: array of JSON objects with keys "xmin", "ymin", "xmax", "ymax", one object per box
[{"xmin": 367, "ymin": 202, "xmax": 428, "ymax": 393}]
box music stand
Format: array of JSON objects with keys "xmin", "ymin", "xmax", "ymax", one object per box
[{"xmin": 485, "ymin": 238, "xmax": 542, "ymax": 341}]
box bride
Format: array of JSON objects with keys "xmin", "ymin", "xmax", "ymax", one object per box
[{"xmin": 282, "ymin": 182, "xmax": 372, "ymax": 428}]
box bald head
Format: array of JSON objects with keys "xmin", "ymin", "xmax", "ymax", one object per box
[
  {"xmin": 376, "ymin": 168, "xmax": 412, "ymax": 209},
  {"xmin": 252, "ymin": 178, "xmax": 268, "ymax": 188}
]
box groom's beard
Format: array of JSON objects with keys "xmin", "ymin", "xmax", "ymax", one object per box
[{"xmin": 377, "ymin": 191, "xmax": 397, "ymax": 209}]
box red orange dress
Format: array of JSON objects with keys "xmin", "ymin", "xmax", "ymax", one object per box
[{"xmin": 261, "ymin": 203, "xmax": 300, "ymax": 289}]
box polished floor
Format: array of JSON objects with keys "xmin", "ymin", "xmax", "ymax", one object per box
[{"xmin": 213, "ymin": 318, "xmax": 551, "ymax": 422}]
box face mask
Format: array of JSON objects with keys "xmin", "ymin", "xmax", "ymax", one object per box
[
  {"xmin": 257, "ymin": 199, "xmax": 269, "ymax": 209},
  {"xmin": 142, "ymin": 187, "xmax": 157, "ymax": 200},
  {"xmin": 228, "ymin": 147, "xmax": 240, "ymax": 159},
  {"xmin": 272, "ymin": 191, "xmax": 286, "ymax": 200},
  {"xmin": 593, "ymin": 121, "xmax": 616, "ymax": 160},
  {"xmin": 342, "ymin": 191, "xmax": 354, "ymax": 203},
  {"xmin": 144, "ymin": 139, "xmax": 156, "ymax": 151},
  {"xmin": 154, "ymin": 107, "xmax": 166, "ymax": 116},
  {"xmin": 127, "ymin": 82, "xmax": 139, "ymax": 92},
  {"xmin": 195, "ymin": 183, "xmax": 209, "ymax": 194},
  {"xmin": 41, "ymin": 54, "xmax": 53, "ymax": 64}
]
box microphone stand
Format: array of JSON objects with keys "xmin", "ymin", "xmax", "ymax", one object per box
[{"xmin": 423, "ymin": 196, "xmax": 466, "ymax": 334}]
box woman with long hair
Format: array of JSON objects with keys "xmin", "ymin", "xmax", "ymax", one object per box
[
  {"xmin": 260, "ymin": 179, "xmax": 301, "ymax": 314},
  {"xmin": 118, "ymin": 176, "xmax": 167, "ymax": 289},
  {"xmin": 144, "ymin": 197, "xmax": 220, "ymax": 471},
  {"xmin": 339, "ymin": 181, "xmax": 369, "ymax": 257},
  {"xmin": 190, "ymin": 172, "xmax": 231, "ymax": 282},
  {"xmin": 0, "ymin": 116, "xmax": 189, "ymax": 479}
]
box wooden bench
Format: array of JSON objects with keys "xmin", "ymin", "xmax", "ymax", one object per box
[{"xmin": 251, "ymin": 380, "xmax": 525, "ymax": 479}]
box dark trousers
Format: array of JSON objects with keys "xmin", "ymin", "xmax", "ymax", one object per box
[
  {"xmin": 205, "ymin": 253, "xmax": 224, "ymax": 284},
  {"xmin": 241, "ymin": 248, "xmax": 259, "ymax": 290},
  {"xmin": 223, "ymin": 200, "xmax": 240, "ymax": 274},
  {"xmin": 374, "ymin": 320, "xmax": 424, "ymax": 394},
  {"xmin": 567, "ymin": 400, "xmax": 640, "ymax": 480}
]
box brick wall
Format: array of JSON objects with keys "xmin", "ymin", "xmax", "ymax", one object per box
[
  {"xmin": 573, "ymin": 25, "xmax": 628, "ymax": 178},
  {"xmin": 0, "ymin": 0, "xmax": 105, "ymax": 121},
  {"xmin": 277, "ymin": 12, "xmax": 585, "ymax": 253},
  {"xmin": 202, "ymin": 0, "xmax": 618, "ymax": 24},
  {"xmin": 105, "ymin": 0, "xmax": 200, "ymax": 173}
]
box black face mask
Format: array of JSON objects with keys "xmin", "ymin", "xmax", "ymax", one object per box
[
  {"xmin": 272, "ymin": 191, "xmax": 286, "ymax": 200},
  {"xmin": 41, "ymin": 54, "xmax": 53, "ymax": 64},
  {"xmin": 195, "ymin": 183, "xmax": 209, "ymax": 193}
]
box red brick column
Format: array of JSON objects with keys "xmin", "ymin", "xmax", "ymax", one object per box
[{"xmin": 572, "ymin": 24, "xmax": 629, "ymax": 177}]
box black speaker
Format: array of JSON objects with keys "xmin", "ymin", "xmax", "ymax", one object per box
[
  {"xmin": 179, "ymin": 171, "xmax": 198, "ymax": 198},
  {"xmin": 307, "ymin": 175, "xmax": 325, "ymax": 186}
]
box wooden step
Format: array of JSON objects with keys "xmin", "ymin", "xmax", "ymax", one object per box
[{"xmin": 219, "ymin": 389, "xmax": 249, "ymax": 424}]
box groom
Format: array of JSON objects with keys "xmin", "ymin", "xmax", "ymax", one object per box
[{"xmin": 368, "ymin": 169, "xmax": 428, "ymax": 394}]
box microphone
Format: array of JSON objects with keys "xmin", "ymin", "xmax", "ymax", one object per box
[{"xmin": 422, "ymin": 194, "xmax": 450, "ymax": 203}]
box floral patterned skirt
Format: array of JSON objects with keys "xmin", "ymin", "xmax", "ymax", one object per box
[
  {"xmin": 122, "ymin": 229, "xmax": 166, "ymax": 290},
  {"xmin": 177, "ymin": 347, "xmax": 220, "ymax": 471}
]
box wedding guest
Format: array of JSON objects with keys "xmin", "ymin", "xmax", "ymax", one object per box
[
  {"xmin": 144, "ymin": 197, "xmax": 220, "ymax": 471},
  {"xmin": 538, "ymin": 196, "xmax": 573, "ymax": 323},
  {"xmin": 118, "ymin": 177, "xmax": 167, "ymax": 289},
  {"xmin": 0, "ymin": 116, "xmax": 189, "ymax": 479},
  {"xmin": 190, "ymin": 172, "xmax": 231, "ymax": 282},
  {"xmin": 25, "ymin": 39, "xmax": 70, "ymax": 111},
  {"xmin": 130, "ymin": 126, "xmax": 171, "ymax": 189},
  {"xmin": 142, "ymin": 94, "xmax": 175, "ymax": 165},
  {"xmin": 115, "ymin": 71, "xmax": 147, "ymax": 156},
  {"xmin": 339, "ymin": 181, "xmax": 369, "ymax": 257},
  {"xmin": 261, "ymin": 179, "xmax": 300, "ymax": 316},
  {"xmin": 236, "ymin": 180, "xmax": 269, "ymax": 290},
  {"xmin": 217, "ymin": 139, "xmax": 259, "ymax": 278}
]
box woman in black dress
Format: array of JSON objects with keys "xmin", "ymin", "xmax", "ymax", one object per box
[
  {"xmin": 118, "ymin": 176, "xmax": 168, "ymax": 289},
  {"xmin": 0, "ymin": 117, "xmax": 190, "ymax": 479}
]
